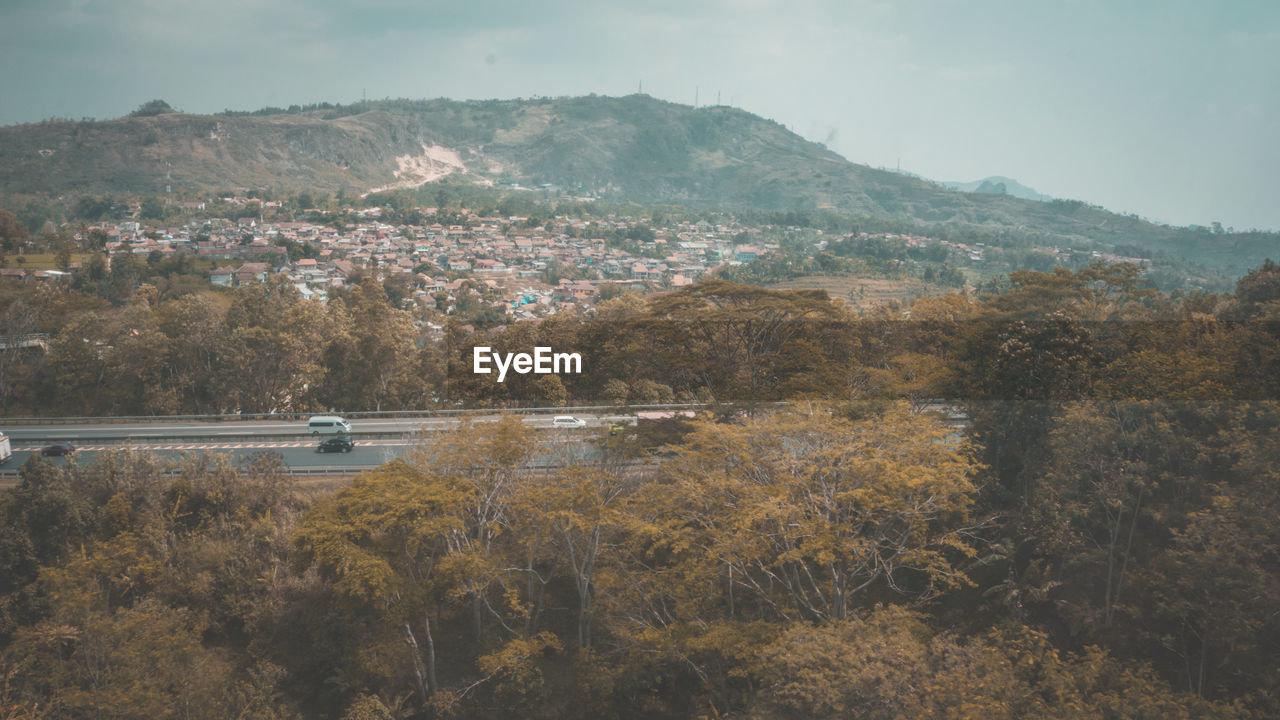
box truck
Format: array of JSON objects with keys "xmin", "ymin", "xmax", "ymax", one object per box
[{"xmin": 0, "ymin": 432, "xmax": 10, "ymax": 464}]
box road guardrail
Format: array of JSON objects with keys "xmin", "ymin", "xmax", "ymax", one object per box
[{"xmin": 0, "ymin": 402, "xmax": 736, "ymax": 425}]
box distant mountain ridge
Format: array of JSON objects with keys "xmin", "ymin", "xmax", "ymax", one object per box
[
  {"xmin": 941, "ymin": 176, "xmax": 1054, "ymax": 202},
  {"xmin": 0, "ymin": 95, "xmax": 1274, "ymax": 272}
]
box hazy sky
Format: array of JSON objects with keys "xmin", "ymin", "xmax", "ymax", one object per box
[{"xmin": 3, "ymin": 0, "xmax": 1278, "ymax": 230}]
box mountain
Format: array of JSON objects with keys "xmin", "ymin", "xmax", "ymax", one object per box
[
  {"xmin": 0, "ymin": 95, "xmax": 943, "ymax": 215},
  {"xmin": 941, "ymin": 176, "xmax": 1054, "ymax": 202},
  {"xmin": 1, "ymin": 95, "xmax": 1275, "ymax": 272}
]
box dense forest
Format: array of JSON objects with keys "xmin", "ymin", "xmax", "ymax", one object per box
[
  {"xmin": 0, "ymin": 259, "xmax": 1278, "ymax": 415},
  {"xmin": 1, "ymin": 260, "xmax": 1279, "ymax": 718}
]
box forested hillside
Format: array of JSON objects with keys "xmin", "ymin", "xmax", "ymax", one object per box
[{"xmin": 1, "ymin": 262, "xmax": 1279, "ymax": 718}]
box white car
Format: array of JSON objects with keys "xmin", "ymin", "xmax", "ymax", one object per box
[
  {"xmin": 308, "ymin": 415, "xmax": 352, "ymax": 435},
  {"xmin": 551, "ymin": 415, "xmax": 587, "ymax": 429}
]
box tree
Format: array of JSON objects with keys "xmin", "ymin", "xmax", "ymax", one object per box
[
  {"xmin": 520, "ymin": 468, "xmax": 627, "ymax": 650},
  {"xmin": 129, "ymin": 99, "xmax": 176, "ymax": 117},
  {"xmin": 752, "ymin": 606, "xmax": 1236, "ymax": 720},
  {"xmin": 1030, "ymin": 402, "xmax": 1168, "ymax": 630},
  {"xmin": 319, "ymin": 280, "xmax": 417, "ymax": 411},
  {"xmin": 219, "ymin": 276, "xmax": 329, "ymax": 412},
  {"xmin": 8, "ymin": 599, "xmax": 236, "ymax": 719},
  {"xmin": 410, "ymin": 416, "xmax": 539, "ymax": 640},
  {"xmin": 0, "ymin": 209, "xmax": 30, "ymax": 253},
  {"xmin": 1230, "ymin": 259, "xmax": 1280, "ymax": 317},
  {"xmin": 534, "ymin": 374, "xmax": 568, "ymax": 407},
  {"xmin": 601, "ymin": 379, "xmax": 629, "ymax": 405},
  {"xmin": 641, "ymin": 279, "xmax": 846, "ymax": 405},
  {"xmin": 1134, "ymin": 443, "xmax": 1280, "ymax": 704},
  {"xmin": 140, "ymin": 196, "xmax": 166, "ymax": 220},
  {"xmin": 103, "ymin": 250, "xmax": 146, "ymax": 303},
  {"xmin": 54, "ymin": 245, "xmax": 73, "ymax": 270},
  {"xmin": 0, "ymin": 298, "xmax": 39, "ymax": 412},
  {"xmin": 295, "ymin": 460, "xmax": 466, "ymax": 705},
  {"xmin": 622, "ymin": 403, "xmax": 979, "ymax": 630},
  {"xmin": 154, "ymin": 294, "xmax": 228, "ymax": 413},
  {"xmin": 298, "ymin": 419, "xmax": 562, "ymax": 714},
  {"xmin": 627, "ymin": 378, "xmax": 673, "ymax": 405},
  {"xmin": 41, "ymin": 312, "xmax": 113, "ymax": 414}
]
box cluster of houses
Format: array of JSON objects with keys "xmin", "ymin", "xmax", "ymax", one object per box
[
  {"xmin": 5, "ymin": 199, "xmax": 1156, "ymax": 311},
  {"xmin": 0, "ymin": 268, "xmax": 73, "ymax": 283},
  {"xmin": 72, "ymin": 207, "xmax": 780, "ymax": 315}
]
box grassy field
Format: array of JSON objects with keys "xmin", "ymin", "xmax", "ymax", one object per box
[
  {"xmin": 770, "ymin": 274, "xmax": 961, "ymax": 310},
  {"xmin": 4, "ymin": 253, "xmax": 97, "ymax": 271}
]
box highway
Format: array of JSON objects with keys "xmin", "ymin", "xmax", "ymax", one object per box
[
  {"xmin": 5, "ymin": 438, "xmax": 400, "ymax": 474},
  {"xmin": 1, "ymin": 413, "xmax": 635, "ymax": 442},
  {"xmin": 0, "ymin": 412, "xmax": 635, "ymax": 475},
  {"xmin": 0, "ymin": 404, "xmax": 958, "ymax": 478}
]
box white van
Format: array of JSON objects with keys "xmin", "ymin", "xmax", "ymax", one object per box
[
  {"xmin": 551, "ymin": 415, "xmax": 587, "ymax": 429},
  {"xmin": 308, "ymin": 415, "xmax": 352, "ymax": 435}
]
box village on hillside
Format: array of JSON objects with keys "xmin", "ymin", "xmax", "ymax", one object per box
[{"xmin": 0, "ymin": 192, "xmax": 1155, "ymax": 323}]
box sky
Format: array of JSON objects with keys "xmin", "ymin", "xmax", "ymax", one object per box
[{"xmin": 2, "ymin": 0, "xmax": 1278, "ymax": 231}]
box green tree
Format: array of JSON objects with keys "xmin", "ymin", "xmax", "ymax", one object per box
[
  {"xmin": 534, "ymin": 373, "xmax": 568, "ymax": 407},
  {"xmin": 0, "ymin": 209, "xmax": 29, "ymax": 253},
  {"xmin": 219, "ymin": 276, "xmax": 329, "ymax": 412},
  {"xmin": 140, "ymin": 196, "xmax": 166, "ymax": 220},
  {"xmin": 129, "ymin": 99, "xmax": 175, "ymax": 116},
  {"xmin": 319, "ymin": 280, "xmax": 418, "ymax": 411}
]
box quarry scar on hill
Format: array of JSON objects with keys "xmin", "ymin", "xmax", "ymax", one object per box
[{"xmin": 361, "ymin": 142, "xmax": 465, "ymax": 197}]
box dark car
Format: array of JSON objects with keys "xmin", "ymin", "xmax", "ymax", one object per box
[
  {"xmin": 41, "ymin": 443, "xmax": 76, "ymax": 457},
  {"xmin": 317, "ymin": 436, "xmax": 354, "ymax": 453}
]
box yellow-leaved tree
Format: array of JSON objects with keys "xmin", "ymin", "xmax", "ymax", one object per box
[{"xmin": 636, "ymin": 402, "xmax": 980, "ymax": 624}]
